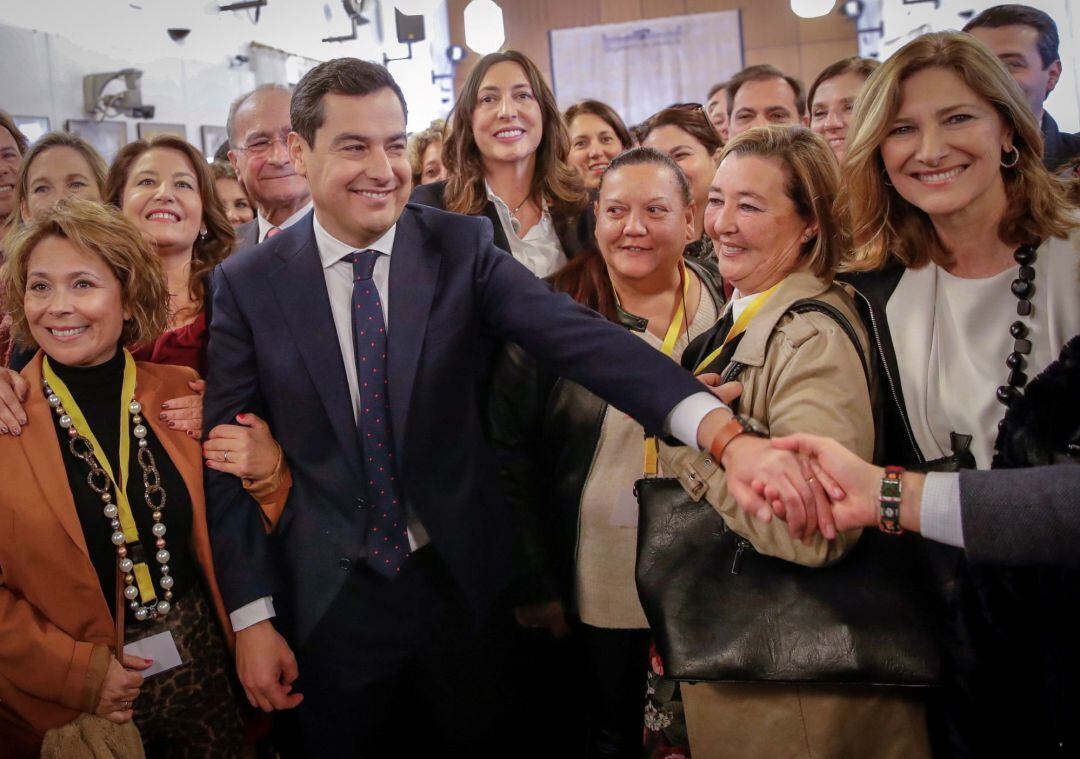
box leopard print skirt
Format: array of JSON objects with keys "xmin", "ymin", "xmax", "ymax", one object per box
[{"xmin": 127, "ymin": 583, "xmax": 246, "ymax": 758}]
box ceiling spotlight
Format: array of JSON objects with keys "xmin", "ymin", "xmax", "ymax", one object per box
[
  {"xmin": 217, "ymin": 0, "xmax": 267, "ymax": 22},
  {"xmin": 463, "ymin": 0, "xmax": 505, "ymax": 55},
  {"xmin": 342, "ymin": 0, "xmax": 370, "ymax": 24},
  {"xmin": 790, "ymin": 0, "xmax": 835, "ymax": 18},
  {"xmin": 841, "ymin": 0, "xmax": 864, "ymax": 19}
]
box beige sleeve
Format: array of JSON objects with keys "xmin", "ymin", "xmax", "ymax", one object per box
[{"xmin": 660, "ymin": 316, "xmax": 874, "ymax": 567}]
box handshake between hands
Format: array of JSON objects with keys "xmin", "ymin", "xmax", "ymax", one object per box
[{"xmin": 702, "ymin": 378, "xmax": 911, "ymax": 544}]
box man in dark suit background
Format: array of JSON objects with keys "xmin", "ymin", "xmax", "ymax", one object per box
[
  {"xmin": 203, "ymin": 58, "xmax": 812, "ymax": 755},
  {"xmin": 964, "ymin": 5, "xmax": 1080, "ymax": 171},
  {"xmin": 226, "ymin": 84, "xmax": 313, "ymax": 249}
]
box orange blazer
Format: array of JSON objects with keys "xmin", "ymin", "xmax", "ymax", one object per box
[{"xmin": 0, "ymin": 354, "xmax": 290, "ymax": 750}]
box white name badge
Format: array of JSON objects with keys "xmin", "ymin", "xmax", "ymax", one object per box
[{"xmin": 124, "ymin": 630, "xmax": 184, "ymax": 677}]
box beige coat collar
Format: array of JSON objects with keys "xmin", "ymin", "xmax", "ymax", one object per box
[{"xmin": 727, "ymin": 270, "xmax": 834, "ymax": 369}]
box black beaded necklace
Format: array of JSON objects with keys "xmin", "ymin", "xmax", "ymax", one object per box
[{"xmin": 996, "ymin": 242, "xmax": 1038, "ymax": 409}]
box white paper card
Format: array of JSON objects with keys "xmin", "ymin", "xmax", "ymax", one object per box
[
  {"xmin": 124, "ymin": 631, "xmax": 183, "ymax": 678},
  {"xmin": 609, "ymin": 487, "xmax": 640, "ymax": 528}
]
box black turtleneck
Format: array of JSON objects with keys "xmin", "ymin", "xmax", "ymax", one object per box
[{"xmin": 48, "ymin": 350, "xmax": 194, "ymax": 624}]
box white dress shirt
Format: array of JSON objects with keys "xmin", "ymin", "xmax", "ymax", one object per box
[
  {"xmin": 256, "ymin": 200, "xmax": 313, "ymax": 243},
  {"xmin": 919, "ymin": 472, "xmax": 965, "ymax": 548},
  {"xmin": 485, "ymin": 183, "xmax": 567, "ymax": 278},
  {"xmin": 228, "ymin": 211, "xmax": 724, "ymax": 632}
]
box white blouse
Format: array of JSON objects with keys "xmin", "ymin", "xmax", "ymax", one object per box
[
  {"xmin": 887, "ymin": 232, "xmax": 1080, "ymax": 469},
  {"xmin": 485, "ymin": 182, "xmax": 568, "ymax": 278}
]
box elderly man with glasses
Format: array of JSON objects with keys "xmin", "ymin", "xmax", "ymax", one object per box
[{"xmin": 227, "ymin": 84, "xmax": 314, "ymax": 248}]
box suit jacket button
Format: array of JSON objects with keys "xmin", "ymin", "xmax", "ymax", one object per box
[
  {"xmin": 354, "ymin": 497, "xmax": 369, "ymax": 510},
  {"xmin": 338, "ymin": 557, "xmax": 351, "ymax": 571}
]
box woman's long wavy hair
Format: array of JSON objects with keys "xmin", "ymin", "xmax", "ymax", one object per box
[
  {"xmin": 840, "ymin": 31, "xmax": 1075, "ymax": 271},
  {"xmin": 442, "ymin": 50, "xmax": 587, "ymax": 218},
  {"xmin": 104, "ymin": 134, "xmax": 235, "ymax": 305}
]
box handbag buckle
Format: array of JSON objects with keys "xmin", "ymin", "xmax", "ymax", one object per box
[{"xmin": 677, "ymin": 454, "xmax": 714, "ymax": 501}]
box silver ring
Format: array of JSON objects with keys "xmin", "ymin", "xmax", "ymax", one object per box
[
  {"xmin": 123, "ymin": 701, "xmax": 133, "ymax": 709},
  {"xmin": 807, "ymin": 477, "xmax": 816, "ymax": 485},
  {"xmin": 223, "ymin": 451, "xmax": 230, "ymax": 463}
]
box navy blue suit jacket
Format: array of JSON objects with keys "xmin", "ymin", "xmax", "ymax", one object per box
[{"xmin": 203, "ymin": 204, "xmax": 705, "ymax": 645}]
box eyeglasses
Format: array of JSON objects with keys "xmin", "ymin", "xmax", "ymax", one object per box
[{"xmin": 233, "ymin": 135, "xmax": 289, "ymax": 156}]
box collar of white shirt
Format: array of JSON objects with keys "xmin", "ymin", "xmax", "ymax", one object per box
[
  {"xmin": 312, "ymin": 210, "xmax": 396, "ymax": 269},
  {"xmin": 257, "ymin": 200, "xmax": 314, "ymax": 242}
]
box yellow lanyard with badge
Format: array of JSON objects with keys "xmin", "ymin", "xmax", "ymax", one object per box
[
  {"xmin": 642, "ymin": 265, "xmax": 691, "ymax": 477},
  {"xmin": 691, "ymin": 282, "xmax": 781, "ymax": 376},
  {"xmin": 43, "ymin": 351, "xmax": 158, "ymax": 605}
]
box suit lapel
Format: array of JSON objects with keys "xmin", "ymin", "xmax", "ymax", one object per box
[
  {"xmin": 482, "ymin": 200, "xmax": 511, "ymax": 253},
  {"xmin": 20, "ymin": 354, "xmax": 93, "ymax": 558},
  {"xmin": 270, "ymin": 221, "xmax": 363, "ymax": 477},
  {"xmin": 387, "ymin": 208, "xmax": 439, "ymax": 461}
]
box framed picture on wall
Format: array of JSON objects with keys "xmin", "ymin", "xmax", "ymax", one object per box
[
  {"xmin": 65, "ymin": 119, "xmax": 127, "ymax": 163},
  {"xmin": 13, "ymin": 116, "xmax": 50, "ymax": 145},
  {"xmin": 200, "ymin": 125, "xmax": 229, "ymax": 162},
  {"xmin": 137, "ymin": 122, "xmax": 187, "ymax": 141}
]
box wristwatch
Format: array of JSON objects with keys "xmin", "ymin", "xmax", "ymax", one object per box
[{"xmin": 709, "ymin": 414, "xmax": 768, "ymax": 470}]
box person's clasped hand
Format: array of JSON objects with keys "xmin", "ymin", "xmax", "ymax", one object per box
[
  {"xmin": 96, "ymin": 653, "xmax": 153, "ymax": 724},
  {"xmin": 203, "ymin": 413, "xmax": 280, "ymax": 483}
]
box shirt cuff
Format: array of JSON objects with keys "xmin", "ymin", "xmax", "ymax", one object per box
[
  {"xmin": 919, "ymin": 472, "xmax": 965, "ymax": 549},
  {"xmin": 666, "ymin": 392, "xmax": 727, "ymax": 451},
  {"xmin": 229, "ymin": 596, "xmax": 276, "ymax": 632}
]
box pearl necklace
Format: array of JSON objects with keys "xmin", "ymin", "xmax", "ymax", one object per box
[{"xmin": 42, "ymin": 379, "xmax": 173, "ymax": 621}]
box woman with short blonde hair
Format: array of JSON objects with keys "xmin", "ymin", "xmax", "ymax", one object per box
[{"xmin": 655, "ymin": 125, "xmax": 932, "ymax": 759}]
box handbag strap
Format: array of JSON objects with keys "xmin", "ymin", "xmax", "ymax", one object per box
[{"xmin": 722, "ymin": 298, "xmax": 869, "ymax": 387}]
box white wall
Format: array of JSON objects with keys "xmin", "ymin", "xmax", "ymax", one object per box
[
  {"xmin": 0, "ymin": 0, "xmax": 454, "ymax": 146},
  {"xmin": 857, "ymin": 0, "xmax": 1078, "ymax": 132}
]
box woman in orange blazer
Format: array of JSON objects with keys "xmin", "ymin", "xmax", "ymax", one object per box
[{"xmin": 0, "ymin": 200, "xmax": 289, "ymax": 757}]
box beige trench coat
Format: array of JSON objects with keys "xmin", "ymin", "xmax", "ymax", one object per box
[{"xmin": 659, "ymin": 271, "xmax": 931, "ymax": 759}]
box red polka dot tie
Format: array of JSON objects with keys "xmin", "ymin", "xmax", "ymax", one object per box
[{"xmin": 347, "ymin": 250, "xmax": 409, "ymax": 577}]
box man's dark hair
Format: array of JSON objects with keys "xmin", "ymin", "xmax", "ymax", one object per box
[
  {"xmin": 707, "ymin": 80, "xmax": 729, "ymax": 100},
  {"xmin": 726, "ymin": 64, "xmax": 806, "ymax": 117},
  {"xmin": 291, "ymin": 58, "xmax": 408, "ymax": 147},
  {"xmin": 963, "ymin": 4, "xmax": 1060, "ymax": 68}
]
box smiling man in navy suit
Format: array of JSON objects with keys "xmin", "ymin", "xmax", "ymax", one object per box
[{"xmin": 203, "ymin": 58, "xmax": 813, "ymax": 755}]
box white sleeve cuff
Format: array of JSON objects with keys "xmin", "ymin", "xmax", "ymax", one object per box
[
  {"xmin": 229, "ymin": 596, "xmax": 276, "ymax": 632},
  {"xmin": 919, "ymin": 472, "xmax": 965, "ymax": 549},
  {"xmin": 666, "ymin": 392, "xmax": 727, "ymax": 451}
]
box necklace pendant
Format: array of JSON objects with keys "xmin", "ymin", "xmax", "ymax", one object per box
[{"xmin": 510, "ymin": 215, "xmax": 521, "ymax": 235}]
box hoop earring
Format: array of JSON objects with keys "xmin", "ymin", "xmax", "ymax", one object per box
[{"xmin": 1001, "ymin": 145, "xmax": 1020, "ymax": 168}]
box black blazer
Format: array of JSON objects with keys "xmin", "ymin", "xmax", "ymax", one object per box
[
  {"xmin": 409, "ymin": 180, "xmax": 595, "ymax": 261},
  {"xmin": 202, "ymin": 204, "xmax": 706, "ymax": 645},
  {"xmin": 488, "ymin": 259, "xmax": 726, "ymax": 607}
]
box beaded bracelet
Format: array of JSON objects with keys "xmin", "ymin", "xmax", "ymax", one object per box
[{"xmin": 879, "ymin": 466, "xmax": 904, "ymax": 535}]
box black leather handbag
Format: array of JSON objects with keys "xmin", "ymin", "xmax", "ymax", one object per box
[
  {"xmin": 635, "ymin": 479, "xmax": 942, "ymax": 685},
  {"xmin": 634, "ymin": 299, "xmax": 943, "ymax": 686}
]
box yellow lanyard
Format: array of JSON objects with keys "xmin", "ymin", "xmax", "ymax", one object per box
[
  {"xmin": 43, "ymin": 350, "xmax": 157, "ymax": 604},
  {"xmin": 692, "ymin": 282, "xmax": 781, "ymax": 376},
  {"xmin": 643, "ymin": 265, "xmax": 690, "ymax": 476}
]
